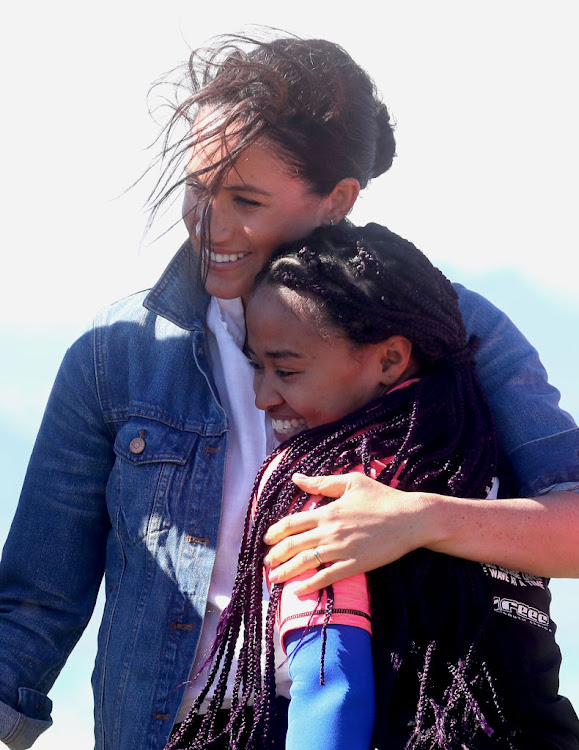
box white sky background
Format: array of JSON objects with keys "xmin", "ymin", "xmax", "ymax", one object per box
[{"xmin": 1, "ymin": 1, "xmax": 578, "ymax": 747}]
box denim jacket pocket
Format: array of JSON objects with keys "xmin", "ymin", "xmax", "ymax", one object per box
[{"xmin": 111, "ymin": 417, "xmax": 198, "ymax": 546}]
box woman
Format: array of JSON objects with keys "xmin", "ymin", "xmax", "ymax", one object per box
[{"xmin": 0, "ymin": 33, "xmax": 577, "ymax": 750}]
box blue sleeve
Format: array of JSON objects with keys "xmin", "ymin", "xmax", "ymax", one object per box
[
  {"xmin": 455, "ymin": 284, "xmax": 579, "ymax": 496},
  {"xmin": 0, "ymin": 327, "xmax": 113, "ymax": 746},
  {"xmin": 285, "ymin": 625, "xmax": 375, "ymax": 750}
]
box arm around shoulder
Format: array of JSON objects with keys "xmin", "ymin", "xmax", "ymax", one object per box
[
  {"xmin": 456, "ymin": 284, "xmax": 579, "ymax": 495},
  {"xmin": 425, "ymin": 486, "xmax": 579, "ymax": 578},
  {"xmin": 454, "ymin": 285, "xmax": 579, "ymax": 574},
  {"xmin": 264, "ymin": 475, "xmax": 579, "ymax": 591},
  {"xmin": 264, "ymin": 290, "xmax": 579, "ymax": 587}
]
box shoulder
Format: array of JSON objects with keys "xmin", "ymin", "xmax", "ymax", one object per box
[
  {"xmin": 65, "ymin": 291, "xmax": 207, "ymax": 424},
  {"xmin": 453, "ymin": 282, "xmax": 508, "ymax": 334},
  {"xmin": 59, "ymin": 291, "xmax": 197, "ymax": 383},
  {"xmin": 95, "ymin": 289, "xmax": 152, "ymax": 326},
  {"xmin": 452, "ymin": 282, "xmax": 542, "ymax": 382},
  {"xmin": 91, "ymin": 290, "xmax": 199, "ymax": 352}
]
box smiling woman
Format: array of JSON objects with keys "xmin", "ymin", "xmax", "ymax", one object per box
[
  {"xmin": 181, "ymin": 140, "xmax": 359, "ymax": 303},
  {"xmin": 0, "ymin": 33, "xmax": 400, "ymax": 750}
]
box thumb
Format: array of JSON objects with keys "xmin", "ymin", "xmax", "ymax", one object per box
[{"xmin": 292, "ymin": 472, "xmax": 351, "ymax": 498}]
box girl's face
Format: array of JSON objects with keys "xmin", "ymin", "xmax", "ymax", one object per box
[
  {"xmin": 183, "ymin": 138, "xmax": 336, "ymax": 304},
  {"xmin": 245, "ymin": 284, "xmax": 390, "ymax": 442}
]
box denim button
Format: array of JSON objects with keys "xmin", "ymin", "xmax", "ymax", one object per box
[
  {"xmin": 129, "ymin": 436, "xmax": 146, "ymax": 454},
  {"xmin": 186, "ymin": 535, "xmax": 210, "ymax": 545},
  {"xmin": 170, "ymin": 622, "xmax": 195, "ymax": 631}
]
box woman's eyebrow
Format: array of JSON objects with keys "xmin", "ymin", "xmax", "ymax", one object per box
[{"xmin": 223, "ymin": 183, "xmax": 273, "ymax": 196}]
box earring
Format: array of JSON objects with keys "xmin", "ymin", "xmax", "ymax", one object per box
[{"xmin": 329, "ymin": 219, "xmax": 335, "ymax": 227}]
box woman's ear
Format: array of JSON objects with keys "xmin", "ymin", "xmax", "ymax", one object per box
[
  {"xmin": 325, "ymin": 178, "xmax": 361, "ymax": 222},
  {"xmin": 379, "ymin": 336, "xmax": 416, "ymax": 387}
]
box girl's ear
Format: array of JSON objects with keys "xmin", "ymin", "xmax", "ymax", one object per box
[
  {"xmin": 379, "ymin": 336, "xmax": 416, "ymax": 387},
  {"xmin": 325, "ymin": 178, "xmax": 361, "ymax": 223}
]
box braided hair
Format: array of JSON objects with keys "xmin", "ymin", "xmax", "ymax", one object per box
[{"xmin": 167, "ymin": 223, "xmax": 514, "ymax": 750}]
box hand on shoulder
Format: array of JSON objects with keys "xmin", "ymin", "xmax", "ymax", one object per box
[{"xmin": 263, "ymin": 472, "xmax": 431, "ymax": 595}]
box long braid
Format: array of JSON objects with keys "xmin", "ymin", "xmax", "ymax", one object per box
[{"xmin": 166, "ymin": 223, "xmax": 511, "ymax": 750}]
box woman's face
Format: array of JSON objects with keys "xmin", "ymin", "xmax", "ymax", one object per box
[{"xmin": 183, "ymin": 139, "xmax": 335, "ymax": 303}]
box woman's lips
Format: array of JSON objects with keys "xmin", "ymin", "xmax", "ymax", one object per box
[{"xmin": 209, "ymin": 251, "xmax": 250, "ymax": 264}]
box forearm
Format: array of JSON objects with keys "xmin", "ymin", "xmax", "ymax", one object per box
[
  {"xmin": 264, "ymin": 474, "xmax": 579, "ymax": 593},
  {"xmin": 286, "ymin": 625, "xmax": 374, "ymax": 750},
  {"xmin": 422, "ymin": 489, "xmax": 579, "ymax": 577}
]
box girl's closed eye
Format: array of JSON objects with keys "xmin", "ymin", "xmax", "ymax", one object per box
[
  {"xmin": 247, "ymin": 360, "xmax": 297, "ymax": 378},
  {"xmin": 275, "ymin": 369, "xmax": 297, "ymax": 379}
]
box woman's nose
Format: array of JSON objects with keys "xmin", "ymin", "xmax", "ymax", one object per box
[
  {"xmin": 209, "ymin": 196, "xmax": 234, "ymax": 244},
  {"xmin": 254, "ymin": 375, "xmax": 283, "ymax": 412}
]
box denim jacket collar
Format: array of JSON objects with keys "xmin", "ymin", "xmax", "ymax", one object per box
[{"xmin": 143, "ymin": 240, "xmax": 210, "ymax": 330}]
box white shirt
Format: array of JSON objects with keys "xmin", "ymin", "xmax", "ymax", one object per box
[{"xmin": 176, "ymin": 297, "xmax": 290, "ymax": 721}]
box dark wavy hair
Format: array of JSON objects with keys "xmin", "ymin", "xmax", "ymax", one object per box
[
  {"xmin": 145, "ymin": 31, "xmax": 395, "ymax": 269},
  {"xmin": 167, "ymin": 224, "xmax": 516, "ymax": 750}
]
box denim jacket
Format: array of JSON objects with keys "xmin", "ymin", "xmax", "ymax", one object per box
[{"xmin": 1, "ymin": 240, "xmax": 578, "ymax": 750}]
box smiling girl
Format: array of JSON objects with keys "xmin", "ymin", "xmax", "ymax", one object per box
[{"xmin": 168, "ymin": 223, "xmax": 579, "ymax": 750}]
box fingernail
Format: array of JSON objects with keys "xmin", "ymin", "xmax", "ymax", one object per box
[{"xmin": 269, "ymin": 569, "xmax": 279, "ymax": 582}]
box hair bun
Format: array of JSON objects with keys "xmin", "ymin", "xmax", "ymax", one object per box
[{"xmin": 372, "ymin": 102, "xmax": 396, "ymax": 178}]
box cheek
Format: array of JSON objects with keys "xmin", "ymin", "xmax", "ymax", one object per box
[
  {"xmin": 279, "ymin": 214, "xmax": 319, "ymax": 243},
  {"xmin": 251, "ymin": 371, "xmax": 262, "ymax": 397},
  {"xmin": 268, "ymin": 199, "xmax": 325, "ymax": 245},
  {"xmin": 303, "ymin": 396, "xmax": 339, "ymax": 427},
  {"xmin": 182, "ymin": 191, "xmax": 200, "ymax": 235}
]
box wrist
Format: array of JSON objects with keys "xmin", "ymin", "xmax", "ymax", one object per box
[{"xmin": 410, "ymin": 490, "xmax": 455, "ymax": 553}]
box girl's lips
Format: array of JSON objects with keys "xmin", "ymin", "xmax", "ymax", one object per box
[{"xmin": 271, "ymin": 417, "xmax": 307, "ymax": 437}]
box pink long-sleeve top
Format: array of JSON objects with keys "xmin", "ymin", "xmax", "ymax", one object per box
[{"xmin": 258, "ymin": 451, "xmax": 404, "ymax": 651}]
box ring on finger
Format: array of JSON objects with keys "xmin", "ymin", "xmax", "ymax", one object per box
[{"xmin": 312, "ymin": 547, "xmax": 323, "ymax": 566}]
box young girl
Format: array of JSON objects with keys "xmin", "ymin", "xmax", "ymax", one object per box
[{"xmin": 167, "ymin": 223, "xmax": 579, "ymax": 750}]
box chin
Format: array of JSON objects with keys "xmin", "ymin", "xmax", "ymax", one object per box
[
  {"xmin": 205, "ymin": 284, "xmax": 244, "ymax": 301},
  {"xmin": 274, "ymin": 428, "xmax": 304, "ymax": 443}
]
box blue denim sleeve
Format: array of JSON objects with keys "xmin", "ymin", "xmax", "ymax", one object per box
[
  {"xmin": 0, "ymin": 691, "xmax": 52, "ymax": 749},
  {"xmin": 456, "ymin": 284, "xmax": 579, "ymax": 496},
  {"xmin": 0, "ymin": 325, "xmax": 113, "ymax": 746}
]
